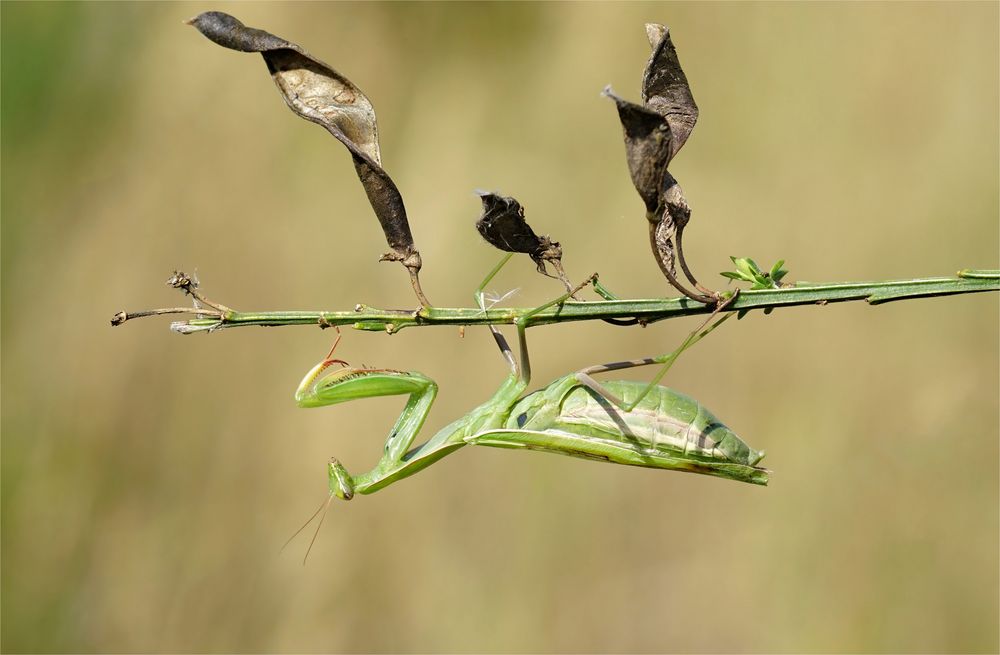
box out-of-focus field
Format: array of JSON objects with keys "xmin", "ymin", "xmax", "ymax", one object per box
[{"xmin": 2, "ymin": 3, "xmax": 997, "ymax": 652}]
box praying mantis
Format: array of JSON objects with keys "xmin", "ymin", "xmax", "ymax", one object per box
[{"xmin": 293, "ymin": 256, "xmax": 768, "ymax": 508}]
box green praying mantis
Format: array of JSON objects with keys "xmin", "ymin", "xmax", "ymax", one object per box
[{"xmin": 292, "ymin": 256, "xmax": 767, "ymax": 521}]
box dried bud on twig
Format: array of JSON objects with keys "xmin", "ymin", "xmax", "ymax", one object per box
[
  {"xmin": 475, "ymin": 192, "xmax": 570, "ymax": 289},
  {"xmin": 186, "ymin": 11, "xmax": 429, "ymax": 306},
  {"xmin": 476, "ymin": 193, "xmax": 561, "ymax": 274}
]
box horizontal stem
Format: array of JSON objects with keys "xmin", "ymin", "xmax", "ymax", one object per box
[{"xmin": 151, "ymin": 270, "xmax": 999, "ymax": 335}]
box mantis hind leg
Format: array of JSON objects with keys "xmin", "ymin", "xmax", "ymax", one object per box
[
  {"xmin": 675, "ymin": 224, "xmax": 717, "ymax": 299},
  {"xmin": 574, "ymin": 292, "xmax": 738, "ymax": 412}
]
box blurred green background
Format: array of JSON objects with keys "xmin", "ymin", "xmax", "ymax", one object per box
[{"xmin": 2, "ymin": 2, "xmax": 997, "ymax": 652}]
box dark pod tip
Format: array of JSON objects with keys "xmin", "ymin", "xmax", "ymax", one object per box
[
  {"xmin": 186, "ymin": 11, "xmax": 290, "ymax": 53},
  {"xmin": 600, "ymin": 84, "xmax": 622, "ymax": 103},
  {"xmin": 185, "ymin": 12, "xmax": 242, "ymax": 40},
  {"xmin": 604, "ymin": 86, "xmax": 669, "ymax": 141}
]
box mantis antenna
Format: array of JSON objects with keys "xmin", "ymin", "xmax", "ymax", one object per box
[
  {"xmin": 281, "ymin": 492, "xmax": 334, "ymax": 565},
  {"xmin": 572, "ymin": 291, "xmax": 739, "ymax": 413}
]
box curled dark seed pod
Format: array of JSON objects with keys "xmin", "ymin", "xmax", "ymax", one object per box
[
  {"xmin": 606, "ymin": 24, "xmax": 713, "ymax": 304},
  {"xmin": 641, "ymin": 23, "xmax": 699, "ymax": 160},
  {"xmin": 604, "ymin": 24, "xmax": 698, "ymax": 219},
  {"xmin": 603, "ymin": 87, "xmax": 672, "ymax": 216},
  {"xmin": 186, "ymin": 12, "xmax": 428, "ymax": 304},
  {"xmin": 475, "ymin": 192, "xmax": 564, "ymax": 278}
]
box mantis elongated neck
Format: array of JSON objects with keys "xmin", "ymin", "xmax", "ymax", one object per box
[
  {"xmin": 408, "ymin": 370, "xmax": 529, "ymax": 458},
  {"xmin": 350, "ymin": 370, "xmax": 529, "ymax": 495}
]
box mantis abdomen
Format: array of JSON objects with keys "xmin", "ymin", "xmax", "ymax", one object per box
[{"xmin": 468, "ymin": 379, "xmax": 768, "ymax": 486}]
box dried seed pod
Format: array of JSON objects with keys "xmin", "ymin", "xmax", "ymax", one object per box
[
  {"xmin": 641, "ymin": 24, "xmax": 698, "ymax": 160},
  {"xmin": 606, "ymin": 25, "xmax": 713, "ymax": 304},
  {"xmin": 603, "ymin": 87, "xmax": 672, "ymax": 216},
  {"xmin": 604, "ymin": 24, "xmax": 698, "ymax": 217},
  {"xmin": 186, "ymin": 12, "xmax": 428, "ymax": 305},
  {"xmin": 475, "ymin": 192, "xmax": 565, "ymax": 278}
]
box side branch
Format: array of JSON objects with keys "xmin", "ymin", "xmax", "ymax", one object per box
[{"xmin": 112, "ymin": 270, "xmax": 999, "ymax": 335}]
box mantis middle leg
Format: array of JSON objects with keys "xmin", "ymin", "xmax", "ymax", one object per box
[
  {"xmin": 475, "ymin": 253, "xmax": 598, "ymax": 385},
  {"xmin": 573, "ymin": 291, "xmax": 738, "ymax": 412}
]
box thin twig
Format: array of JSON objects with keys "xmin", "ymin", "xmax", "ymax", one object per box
[
  {"xmin": 164, "ymin": 271, "xmax": 234, "ymax": 314},
  {"xmin": 110, "ymin": 269, "xmax": 1000, "ymax": 334}
]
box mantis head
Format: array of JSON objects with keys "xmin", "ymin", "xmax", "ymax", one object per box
[
  {"xmin": 328, "ymin": 458, "xmax": 354, "ymax": 500},
  {"xmin": 282, "ymin": 458, "xmax": 355, "ymax": 565}
]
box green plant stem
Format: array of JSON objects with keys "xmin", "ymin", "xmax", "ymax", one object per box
[{"xmin": 115, "ymin": 270, "xmax": 999, "ymax": 335}]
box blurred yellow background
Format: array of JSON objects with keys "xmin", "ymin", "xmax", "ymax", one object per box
[{"xmin": 2, "ymin": 2, "xmax": 997, "ymax": 652}]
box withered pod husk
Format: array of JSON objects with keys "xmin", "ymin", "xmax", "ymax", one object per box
[
  {"xmin": 607, "ymin": 24, "xmax": 714, "ymax": 303},
  {"xmin": 475, "ymin": 192, "xmax": 564, "ymax": 276},
  {"xmin": 187, "ymin": 12, "xmax": 423, "ymax": 285},
  {"xmin": 641, "ymin": 23, "xmax": 698, "ymax": 160},
  {"xmin": 605, "ymin": 24, "xmax": 699, "ymax": 217}
]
